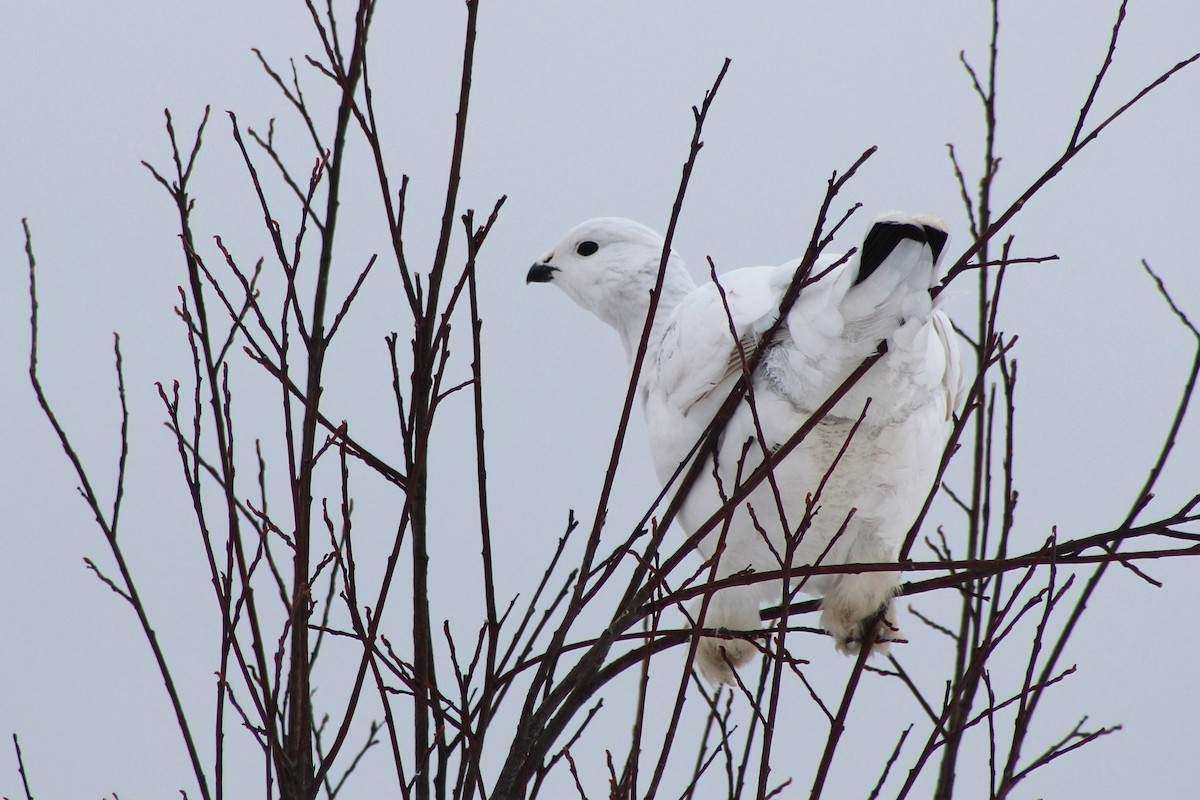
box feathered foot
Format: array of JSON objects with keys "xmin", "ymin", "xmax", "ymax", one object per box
[
  {"xmin": 691, "ymin": 591, "xmax": 761, "ymax": 684},
  {"xmin": 820, "ymin": 571, "xmax": 904, "ymax": 655},
  {"xmin": 826, "ymin": 599, "xmax": 904, "ymax": 656}
]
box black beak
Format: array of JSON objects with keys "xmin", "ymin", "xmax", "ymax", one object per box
[{"xmin": 526, "ymin": 262, "xmax": 559, "ymax": 284}]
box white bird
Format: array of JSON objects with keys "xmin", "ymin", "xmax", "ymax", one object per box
[{"xmin": 527, "ymin": 214, "xmax": 966, "ymax": 683}]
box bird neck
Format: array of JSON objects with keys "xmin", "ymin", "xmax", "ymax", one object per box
[{"xmin": 615, "ymin": 267, "xmax": 693, "ymax": 362}]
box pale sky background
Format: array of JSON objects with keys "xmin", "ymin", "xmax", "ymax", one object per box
[{"xmin": 2, "ymin": 2, "xmax": 1199, "ymax": 798}]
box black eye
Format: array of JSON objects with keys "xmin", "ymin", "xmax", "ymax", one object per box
[{"xmin": 576, "ymin": 240, "xmax": 599, "ymax": 257}]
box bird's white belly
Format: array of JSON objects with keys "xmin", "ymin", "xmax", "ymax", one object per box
[{"xmin": 647, "ymin": 389, "xmax": 944, "ymax": 601}]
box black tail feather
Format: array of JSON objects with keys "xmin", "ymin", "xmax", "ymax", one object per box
[
  {"xmin": 856, "ymin": 221, "xmax": 928, "ymax": 286},
  {"xmin": 922, "ymin": 224, "xmax": 949, "ymax": 264}
]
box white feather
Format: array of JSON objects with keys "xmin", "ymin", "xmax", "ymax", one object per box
[{"xmin": 529, "ymin": 214, "xmax": 966, "ymax": 682}]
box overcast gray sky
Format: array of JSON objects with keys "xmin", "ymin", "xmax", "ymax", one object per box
[{"xmin": 3, "ymin": 2, "xmax": 1199, "ymax": 797}]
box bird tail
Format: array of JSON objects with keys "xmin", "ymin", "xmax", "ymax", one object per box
[
  {"xmin": 837, "ymin": 212, "xmax": 947, "ymax": 344},
  {"xmin": 777, "ymin": 212, "xmax": 950, "ymax": 409}
]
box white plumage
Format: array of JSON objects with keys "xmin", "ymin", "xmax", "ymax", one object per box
[{"xmin": 527, "ymin": 214, "xmax": 966, "ymax": 683}]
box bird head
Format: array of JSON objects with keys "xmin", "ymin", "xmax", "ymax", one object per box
[{"xmin": 526, "ymin": 218, "xmax": 690, "ymax": 341}]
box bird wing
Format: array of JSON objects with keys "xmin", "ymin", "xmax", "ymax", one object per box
[
  {"xmin": 645, "ymin": 216, "xmax": 964, "ymax": 472},
  {"xmin": 651, "ymin": 263, "xmax": 783, "ymax": 419}
]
